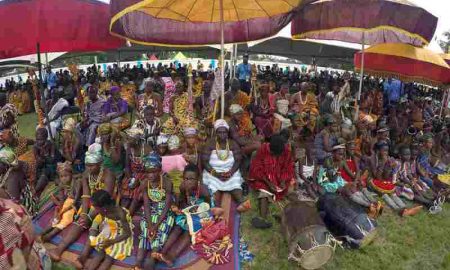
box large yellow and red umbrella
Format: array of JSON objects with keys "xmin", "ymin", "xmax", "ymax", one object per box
[
  {"xmin": 354, "ymin": 43, "xmax": 450, "ymax": 86},
  {"xmin": 110, "ymin": 0, "xmax": 307, "ymax": 117}
]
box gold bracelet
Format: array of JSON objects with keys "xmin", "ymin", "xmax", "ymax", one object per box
[
  {"xmin": 80, "ymin": 212, "xmax": 93, "ymax": 222},
  {"xmin": 81, "ymin": 195, "xmax": 91, "ymax": 199}
]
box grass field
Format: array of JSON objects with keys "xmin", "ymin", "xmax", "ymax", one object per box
[{"xmin": 18, "ymin": 113, "xmax": 450, "ymax": 270}]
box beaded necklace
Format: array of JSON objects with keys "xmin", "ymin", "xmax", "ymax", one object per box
[{"xmin": 216, "ymin": 139, "xmax": 230, "ymax": 161}]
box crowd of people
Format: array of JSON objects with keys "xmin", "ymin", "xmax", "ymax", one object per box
[{"xmin": 0, "ymin": 56, "xmax": 449, "ymax": 270}]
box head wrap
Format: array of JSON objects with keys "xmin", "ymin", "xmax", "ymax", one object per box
[
  {"xmin": 0, "ymin": 147, "xmax": 17, "ymax": 167},
  {"xmin": 332, "ymin": 144, "xmax": 346, "ymax": 151},
  {"xmin": 168, "ymin": 135, "xmax": 180, "ymax": 151},
  {"xmin": 156, "ymin": 134, "xmax": 169, "ymax": 146},
  {"xmin": 57, "ymin": 161, "xmax": 72, "ymax": 174},
  {"xmin": 62, "ymin": 118, "xmax": 76, "ymax": 132},
  {"xmin": 110, "ymin": 86, "xmax": 120, "ymax": 94},
  {"xmin": 98, "ymin": 123, "xmax": 112, "ymax": 136},
  {"xmin": 377, "ymin": 127, "xmax": 390, "ymax": 133},
  {"xmin": 214, "ymin": 119, "xmax": 229, "ymax": 131},
  {"xmin": 374, "ymin": 141, "xmax": 389, "ymax": 151},
  {"xmin": 143, "ymin": 152, "xmax": 162, "ymax": 170},
  {"xmin": 229, "ymin": 104, "xmax": 244, "ymax": 115},
  {"xmin": 421, "ymin": 133, "xmax": 433, "ymax": 142},
  {"xmin": 125, "ymin": 127, "xmax": 144, "ymax": 139},
  {"xmin": 183, "ymin": 127, "xmax": 197, "ymax": 137},
  {"xmin": 85, "ymin": 143, "xmax": 103, "ymax": 164}
]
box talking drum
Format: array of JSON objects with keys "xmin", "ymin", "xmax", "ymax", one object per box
[
  {"xmin": 318, "ymin": 193, "xmax": 378, "ymax": 249},
  {"xmin": 281, "ymin": 200, "xmax": 335, "ymax": 270}
]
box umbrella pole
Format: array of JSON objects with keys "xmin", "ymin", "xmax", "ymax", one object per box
[
  {"xmin": 440, "ymin": 87, "xmax": 449, "ymax": 119},
  {"xmin": 354, "ymin": 32, "xmax": 365, "ymax": 122},
  {"xmin": 220, "ymin": 0, "xmax": 225, "ymax": 119}
]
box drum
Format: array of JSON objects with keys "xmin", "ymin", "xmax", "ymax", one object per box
[
  {"xmin": 369, "ymin": 179, "xmax": 396, "ymax": 194},
  {"xmin": 281, "ymin": 200, "xmax": 335, "ymax": 270},
  {"xmin": 318, "ymin": 193, "xmax": 378, "ymax": 249}
]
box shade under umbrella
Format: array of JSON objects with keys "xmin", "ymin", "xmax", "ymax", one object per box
[
  {"xmin": 291, "ymin": 0, "xmax": 438, "ymax": 46},
  {"xmin": 354, "ymin": 43, "xmax": 450, "ymax": 86},
  {"xmin": 110, "ymin": 0, "xmax": 307, "ymax": 119},
  {"xmin": 110, "ymin": 0, "xmax": 304, "ymax": 45}
]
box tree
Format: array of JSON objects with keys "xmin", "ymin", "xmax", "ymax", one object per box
[{"xmin": 438, "ymin": 30, "xmax": 450, "ymax": 53}]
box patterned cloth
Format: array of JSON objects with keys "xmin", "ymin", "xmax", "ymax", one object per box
[
  {"xmin": 139, "ymin": 187, "xmax": 175, "ymax": 251},
  {"xmin": 0, "ymin": 103, "xmax": 19, "ymax": 141},
  {"xmin": 161, "ymin": 77, "xmax": 176, "ymax": 113},
  {"xmin": 0, "ymin": 199, "xmax": 35, "ymax": 269},
  {"xmin": 89, "ymin": 208, "xmax": 133, "ymax": 261}
]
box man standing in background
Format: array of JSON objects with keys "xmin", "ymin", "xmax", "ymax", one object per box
[{"xmin": 236, "ymin": 53, "xmax": 252, "ymax": 95}]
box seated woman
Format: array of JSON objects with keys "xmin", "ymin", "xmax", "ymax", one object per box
[
  {"xmin": 202, "ymin": 119, "xmax": 250, "ymax": 212},
  {"xmin": 75, "ymin": 190, "xmax": 133, "ymax": 270},
  {"xmin": 251, "ymin": 84, "xmax": 273, "ymax": 139},
  {"xmin": 289, "ymin": 82, "xmax": 319, "ymax": 133},
  {"xmin": 368, "ymin": 141, "xmax": 422, "ymax": 217},
  {"xmin": 248, "ymin": 134, "xmax": 295, "ymax": 229},
  {"xmin": 313, "ymin": 115, "xmax": 339, "ymax": 165},
  {"xmin": 60, "ymin": 118, "xmax": 85, "ymax": 174},
  {"xmin": 121, "ymin": 128, "xmax": 152, "ymax": 208},
  {"xmin": 40, "ymin": 161, "xmax": 81, "ymax": 242},
  {"xmin": 181, "ymin": 127, "xmax": 200, "ymax": 165},
  {"xmin": 34, "ymin": 128, "xmax": 61, "ymax": 196},
  {"xmin": 102, "ymin": 86, "xmax": 129, "ymax": 130},
  {"xmin": 155, "ymin": 164, "xmax": 212, "ymax": 266},
  {"xmin": 81, "ymin": 86, "xmax": 106, "ymax": 147},
  {"xmin": 130, "ymin": 152, "xmax": 175, "ymax": 270},
  {"xmin": 396, "ymin": 146, "xmax": 437, "ymax": 209},
  {"xmin": 0, "ymin": 145, "xmax": 35, "ymax": 215},
  {"xmin": 48, "ymin": 146, "xmax": 116, "ymax": 262},
  {"xmin": 272, "ymin": 99, "xmax": 293, "ymax": 135},
  {"xmin": 98, "ymin": 123, "xmax": 125, "ymax": 182},
  {"xmin": 163, "ymin": 81, "xmax": 196, "ymax": 135},
  {"xmin": 120, "ymin": 77, "xmax": 137, "ymax": 109},
  {"xmin": 417, "ymin": 134, "xmax": 449, "ymax": 192},
  {"xmin": 229, "ymin": 104, "xmax": 261, "ymax": 156}
]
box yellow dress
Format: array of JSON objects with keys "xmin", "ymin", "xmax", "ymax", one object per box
[
  {"xmin": 121, "ymin": 84, "xmax": 136, "ymax": 108},
  {"xmin": 89, "ymin": 208, "xmax": 133, "ymax": 261},
  {"xmin": 52, "ymin": 197, "xmax": 76, "ymax": 230}
]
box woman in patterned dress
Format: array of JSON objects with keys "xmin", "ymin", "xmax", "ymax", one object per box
[{"xmin": 130, "ymin": 152, "xmax": 175, "ymax": 270}]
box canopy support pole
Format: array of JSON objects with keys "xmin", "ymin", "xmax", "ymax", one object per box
[
  {"xmin": 220, "ymin": 0, "xmax": 225, "ymax": 119},
  {"xmin": 354, "ymin": 32, "xmax": 365, "ymax": 122},
  {"xmin": 36, "ymin": 43, "xmax": 43, "ymax": 83},
  {"xmin": 440, "ymin": 87, "xmax": 449, "ymax": 119}
]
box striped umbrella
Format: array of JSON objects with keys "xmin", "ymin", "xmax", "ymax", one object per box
[
  {"xmin": 291, "ymin": 0, "xmax": 438, "ymax": 119},
  {"xmin": 110, "ymin": 0, "xmax": 308, "ymax": 117},
  {"xmin": 354, "ymin": 43, "xmax": 450, "ymax": 86}
]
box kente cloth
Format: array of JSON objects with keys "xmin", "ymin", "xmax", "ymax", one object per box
[
  {"xmin": 249, "ymin": 143, "xmax": 294, "ymax": 201},
  {"xmin": 0, "ymin": 198, "xmax": 35, "ymax": 269},
  {"xmin": 89, "ymin": 209, "xmax": 133, "ymax": 261},
  {"xmin": 161, "ymin": 77, "xmax": 176, "ymax": 113},
  {"xmin": 136, "ymin": 93, "xmax": 162, "ymax": 116},
  {"xmin": 138, "ymin": 188, "xmax": 175, "ymax": 251},
  {"xmin": 340, "ymin": 159, "xmax": 357, "ymax": 183},
  {"xmin": 120, "ymin": 84, "xmax": 136, "ymax": 108},
  {"xmin": 417, "ymin": 151, "xmax": 445, "ymax": 176},
  {"xmin": 203, "ymin": 151, "xmax": 243, "ymax": 193},
  {"xmin": 0, "ymin": 103, "xmax": 19, "ymax": 140},
  {"xmin": 51, "ymin": 197, "xmax": 76, "ymax": 230}
]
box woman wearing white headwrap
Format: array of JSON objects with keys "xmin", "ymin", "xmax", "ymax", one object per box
[
  {"xmin": 272, "ymin": 99, "xmax": 293, "ymax": 134},
  {"xmin": 202, "ymin": 119, "xmax": 250, "ymax": 212}
]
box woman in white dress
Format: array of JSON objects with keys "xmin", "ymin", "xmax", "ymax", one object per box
[{"xmin": 202, "ymin": 119, "xmax": 250, "ymax": 212}]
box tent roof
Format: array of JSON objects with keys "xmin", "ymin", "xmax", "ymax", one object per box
[{"xmin": 173, "ymin": 52, "xmax": 187, "ymax": 60}]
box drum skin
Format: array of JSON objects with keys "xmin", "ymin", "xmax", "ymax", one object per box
[{"xmin": 281, "ymin": 200, "xmax": 334, "ymax": 269}]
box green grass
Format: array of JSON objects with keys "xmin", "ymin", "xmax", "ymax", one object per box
[
  {"xmin": 17, "ymin": 114, "xmax": 450, "ymax": 270},
  {"xmin": 241, "ymin": 194, "xmax": 450, "ymax": 270}
]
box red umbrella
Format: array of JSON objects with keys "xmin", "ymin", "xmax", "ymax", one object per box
[
  {"xmin": 354, "ymin": 43, "xmax": 450, "ymax": 86},
  {"xmin": 0, "ymin": 0, "xmax": 122, "ymax": 59}
]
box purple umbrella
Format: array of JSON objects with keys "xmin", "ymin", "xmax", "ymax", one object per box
[{"xmin": 291, "ymin": 0, "xmax": 438, "ymax": 119}]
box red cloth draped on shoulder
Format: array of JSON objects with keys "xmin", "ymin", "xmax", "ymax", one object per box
[{"xmin": 249, "ymin": 143, "xmax": 295, "ymax": 200}]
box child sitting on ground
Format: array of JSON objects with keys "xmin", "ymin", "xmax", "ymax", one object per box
[{"xmin": 40, "ymin": 161, "xmax": 81, "ymax": 242}]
